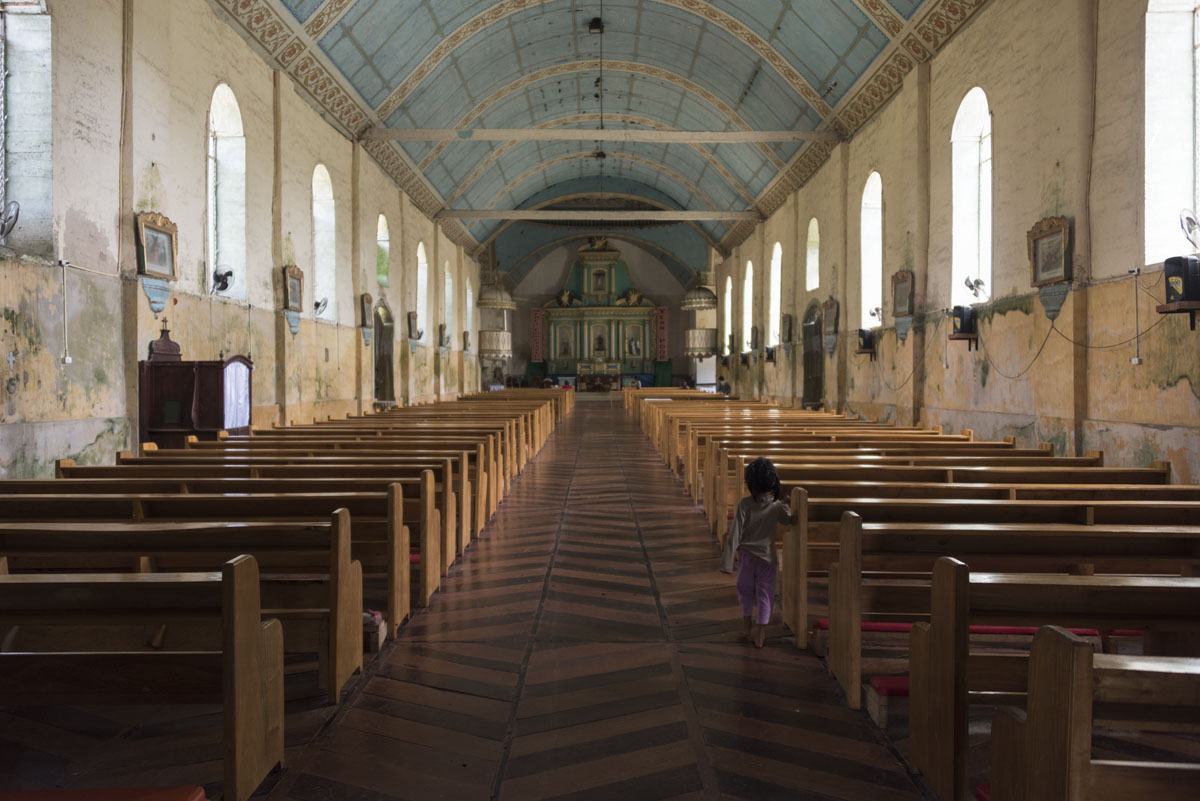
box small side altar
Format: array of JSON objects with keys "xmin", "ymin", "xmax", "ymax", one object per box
[{"xmin": 530, "ymin": 238, "xmax": 668, "ymax": 389}]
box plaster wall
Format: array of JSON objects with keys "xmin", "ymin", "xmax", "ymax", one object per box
[
  {"xmin": 717, "ymin": 0, "xmax": 1200, "ymax": 480},
  {"xmin": 1, "ymin": 0, "xmax": 477, "ymax": 477}
]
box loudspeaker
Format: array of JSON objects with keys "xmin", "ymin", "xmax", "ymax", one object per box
[
  {"xmin": 952, "ymin": 305, "xmax": 977, "ymax": 335},
  {"xmin": 1164, "ymin": 255, "xmax": 1200, "ymax": 303}
]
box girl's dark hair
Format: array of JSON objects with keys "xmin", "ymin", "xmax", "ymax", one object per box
[{"xmin": 744, "ymin": 457, "xmax": 781, "ymax": 500}]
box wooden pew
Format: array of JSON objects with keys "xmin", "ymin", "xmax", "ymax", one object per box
[
  {"xmin": 709, "ymin": 452, "xmax": 1130, "ymax": 537},
  {"xmin": 690, "ymin": 434, "xmax": 1015, "ymax": 499},
  {"xmin": 0, "ymin": 555, "xmax": 283, "ymax": 801},
  {"xmin": 10, "ymin": 473, "xmax": 447, "ymax": 613},
  {"xmin": 779, "ymin": 494, "xmax": 1200, "ymax": 654},
  {"xmin": 988, "ymin": 626, "xmax": 1200, "ymax": 801},
  {"xmin": 340, "ymin": 411, "xmax": 535, "ymax": 471},
  {"xmin": 822, "ymin": 512, "xmax": 1200, "ymax": 715},
  {"xmin": 0, "ymin": 484, "xmax": 434, "ymax": 639},
  {"xmin": 0, "ymin": 512, "xmax": 363, "ymax": 702},
  {"xmin": 211, "ymin": 433, "xmax": 497, "ymax": 526},
  {"xmin": 113, "ymin": 451, "xmax": 459, "ymax": 577},
  {"xmin": 909, "ymin": 558, "xmax": 1200, "ymax": 801},
  {"xmin": 275, "ymin": 417, "xmax": 516, "ymax": 490},
  {"xmin": 147, "ymin": 444, "xmax": 475, "ymax": 556},
  {"xmin": 209, "ymin": 435, "xmax": 493, "ymax": 533},
  {"xmin": 687, "ymin": 425, "xmax": 964, "ymax": 486}
]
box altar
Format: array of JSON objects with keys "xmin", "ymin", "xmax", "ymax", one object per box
[{"xmin": 530, "ymin": 238, "xmax": 669, "ymax": 390}]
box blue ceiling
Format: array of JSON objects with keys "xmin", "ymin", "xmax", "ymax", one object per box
[{"xmin": 276, "ymin": 0, "xmax": 923, "ymax": 271}]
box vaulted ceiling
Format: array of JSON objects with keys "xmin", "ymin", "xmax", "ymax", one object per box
[{"xmin": 218, "ymin": 0, "xmax": 987, "ymax": 277}]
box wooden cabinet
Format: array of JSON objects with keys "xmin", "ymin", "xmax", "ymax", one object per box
[{"xmin": 137, "ymin": 323, "xmax": 252, "ymax": 448}]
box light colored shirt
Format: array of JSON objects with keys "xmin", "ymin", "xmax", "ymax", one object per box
[{"xmin": 720, "ymin": 493, "xmax": 796, "ymax": 571}]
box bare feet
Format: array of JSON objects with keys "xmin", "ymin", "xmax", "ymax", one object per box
[
  {"xmin": 741, "ymin": 615, "xmax": 752, "ymax": 642},
  {"xmin": 753, "ymin": 624, "xmax": 765, "ymax": 648}
]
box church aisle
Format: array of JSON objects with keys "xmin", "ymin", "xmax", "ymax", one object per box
[{"xmin": 268, "ymin": 405, "xmax": 922, "ymax": 801}]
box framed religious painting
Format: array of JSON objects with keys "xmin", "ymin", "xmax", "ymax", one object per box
[
  {"xmin": 135, "ymin": 212, "xmax": 178, "ymax": 280},
  {"xmin": 1028, "ymin": 216, "xmax": 1072, "ymax": 287},
  {"xmin": 282, "ymin": 265, "xmax": 304, "ymax": 312}
]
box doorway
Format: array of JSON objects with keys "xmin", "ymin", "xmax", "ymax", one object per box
[
  {"xmin": 374, "ymin": 305, "xmax": 395, "ymax": 404},
  {"xmin": 801, "ymin": 302, "xmax": 824, "ymax": 409}
]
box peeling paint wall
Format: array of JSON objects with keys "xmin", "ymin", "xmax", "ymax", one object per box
[
  {"xmin": 0, "ymin": 0, "xmax": 479, "ymax": 477},
  {"xmin": 718, "ymin": 0, "xmax": 1200, "ymax": 481}
]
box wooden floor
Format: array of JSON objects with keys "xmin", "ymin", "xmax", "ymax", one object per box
[{"xmin": 267, "ymin": 404, "xmax": 924, "ymax": 801}]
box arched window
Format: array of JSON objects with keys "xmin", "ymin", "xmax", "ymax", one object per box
[
  {"xmin": 805, "ymin": 218, "xmax": 820, "ymax": 292},
  {"xmin": 444, "ymin": 267, "xmax": 455, "ymax": 348},
  {"xmin": 860, "ymin": 172, "xmax": 883, "ymax": 327},
  {"xmin": 207, "ymin": 84, "xmax": 246, "ymax": 298},
  {"xmin": 311, "ymin": 165, "xmax": 336, "ymax": 320},
  {"xmin": 768, "ymin": 243, "xmax": 782, "ymax": 347},
  {"xmin": 952, "ymin": 87, "xmax": 993, "ymax": 305},
  {"xmin": 416, "ymin": 241, "xmax": 429, "ymax": 341},
  {"xmin": 376, "ymin": 215, "xmax": 390, "ymax": 287},
  {"xmin": 1145, "ymin": 1, "xmax": 1200, "ymax": 264},
  {"xmin": 742, "ymin": 261, "xmax": 754, "ymax": 352},
  {"xmin": 723, "ymin": 276, "xmax": 733, "ymax": 355}
]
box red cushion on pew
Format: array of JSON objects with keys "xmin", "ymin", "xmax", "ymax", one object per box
[
  {"xmin": 968, "ymin": 625, "xmax": 1100, "ymax": 637},
  {"xmin": 868, "ymin": 675, "xmax": 909, "ymax": 697},
  {"xmin": 815, "ymin": 619, "xmax": 1101, "ymax": 637},
  {"xmin": 1108, "ymin": 629, "xmax": 1143, "ymax": 637},
  {"xmin": 409, "ymin": 554, "xmax": 421, "ymax": 564},
  {"xmin": 973, "ymin": 784, "xmax": 991, "ymax": 801},
  {"xmin": 0, "ymin": 789, "xmax": 206, "ymax": 801},
  {"xmin": 814, "ymin": 619, "xmax": 914, "ymax": 634}
]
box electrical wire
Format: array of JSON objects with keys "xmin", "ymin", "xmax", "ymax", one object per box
[
  {"xmin": 975, "ymin": 320, "xmax": 1054, "ymax": 381},
  {"xmin": 1049, "ymin": 315, "xmax": 1167, "ymax": 350},
  {"xmin": 883, "ymin": 360, "xmax": 914, "ymax": 393}
]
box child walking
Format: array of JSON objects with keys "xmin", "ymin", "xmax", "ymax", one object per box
[{"xmin": 719, "ymin": 457, "xmax": 796, "ymax": 648}]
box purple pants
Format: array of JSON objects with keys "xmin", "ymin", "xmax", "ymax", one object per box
[{"xmin": 736, "ymin": 553, "xmax": 777, "ymax": 625}]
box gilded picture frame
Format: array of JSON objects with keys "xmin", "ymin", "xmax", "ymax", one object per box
[
  {"xmin": 1028, "ymin": 216, "xmax": 1073, "ymax": 287},
  {"xmin": 135, "ymin": 212, "xmax": 178, "ymax": 280},
  {"xmin": 282, "ymin": 265, "xmax": 304, "ymax": 312}
]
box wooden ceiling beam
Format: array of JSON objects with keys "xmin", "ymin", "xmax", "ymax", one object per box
[
  {"xmin": 366, "ymin": 127, "xmax": 841, "ymax": 144},
  {"xmin": 436, "ymin": 210, "xmax": 762, "ymax": 222}
]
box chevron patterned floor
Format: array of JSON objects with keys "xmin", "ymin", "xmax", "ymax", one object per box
[{"xmin": 268, "ymin": 404, "xmax": 924, "ymax": 801}]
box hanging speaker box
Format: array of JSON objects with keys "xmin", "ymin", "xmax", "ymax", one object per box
[
  {"xmin": 1164, "ymin": 256, "xmax": 1200, "ymax": 303},
  {"xmin": 952, "ymin": 305, "xmax": 977, "ymax": 335}
]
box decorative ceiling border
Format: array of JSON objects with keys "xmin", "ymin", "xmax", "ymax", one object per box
[
  {"xmin": 209, "ymin": 0, "xmax": 481, "ymax": 253},
  {"xmin": 375, "ymin": 0, "xmax": 829, "ymax": 124},
  {"xmin": 303, "ymin": 0, "xmax": 355, "ymax": 39},
  {"xmin": 850, "ymin": 0, "xmax": 905, "ymax": 37},
  {"xmin": 448, "ymin": 113, "xmax": 758, "ymax": 207},
  {"xmin": 418, "ymin": 59, "xmax": 787, "ymax": 171},
  {"xmin": 720, "ymin": 0, "xmax": 989, "ymax": 251}
]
